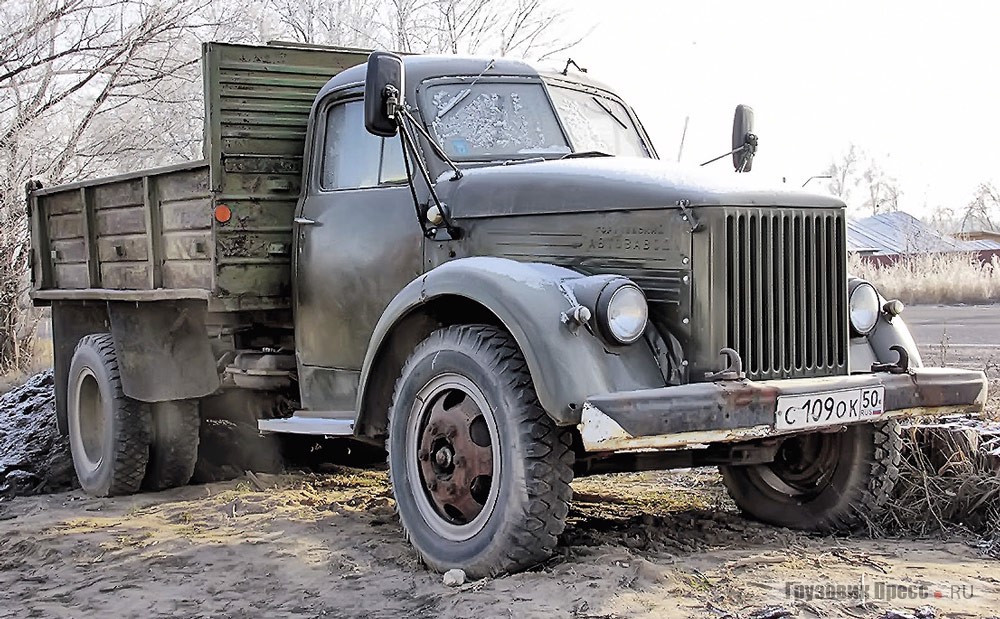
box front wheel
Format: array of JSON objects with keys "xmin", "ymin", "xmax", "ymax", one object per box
[
  {"xmin": 720, "ymin": 421, "xmax": 901, "ymax": 530},
  {"xmin": 388, "ymin": 325, "xmax": 574, "ymax": 578}
]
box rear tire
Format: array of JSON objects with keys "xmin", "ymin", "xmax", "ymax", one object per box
[
  {"xmin": 720, "ymin": 421, "xmax": 901, "ymax": 530},
  {"xmin": 67, "ymin": 334, "xmax": 151, "ymax": 497},
  {"xmin": 387, "ymin": 325, "xmax": 575, "ymax": 578},
  {"xmin": 143, "ymin": 400, "xmax": 200, "ymax": 491}
]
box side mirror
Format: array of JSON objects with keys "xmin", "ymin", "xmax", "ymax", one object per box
[
  {"xmin": 364, "ymin": 51, "xmax": 405, "ymax": 137},
  {"xmin": 731, "ymin": 104, "xmax": 756, "ymax": 172}
]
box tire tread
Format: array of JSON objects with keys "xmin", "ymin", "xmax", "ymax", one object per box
[
  {"xmin": 73, "ymin": 334, "xmax": 151, "ymax": 496},
  {"xmin": 388, "ymin": 324, "xmax": 574, "ymax": 576}
]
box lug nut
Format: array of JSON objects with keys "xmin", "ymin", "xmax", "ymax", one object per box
[{"xmin": 446, "ymin": 427, "xmax": 458, "ymax": 439}]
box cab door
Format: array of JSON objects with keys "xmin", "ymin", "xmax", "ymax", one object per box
[{"xmin": 293, "ymin": 95, "xmax": 421, "ymax": 415}]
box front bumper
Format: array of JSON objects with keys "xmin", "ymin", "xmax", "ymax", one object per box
[{"xmin": 580, "ymin": 368, "xmax": 988, "ymax": 452}]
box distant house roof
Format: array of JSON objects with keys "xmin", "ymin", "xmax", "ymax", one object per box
[
  {"xmin": 847, "ymin": 211, "xmax": 1000, "ymax": 255},
  {"xmin": 954, "ymin": 230, "xmax": 1000, "ymax": 243}
]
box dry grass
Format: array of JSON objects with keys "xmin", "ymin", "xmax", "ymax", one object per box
[
  {"xmin": 0, "ymin": 335, "xmax": 52, "ymax": 393},
  {"xmin": 849, "ymin": 252, "xmax": 1000, "ymax": 305},
  {"xmin": 881, "ymin": 419, "xmax": 1000, "ymax": 556}
]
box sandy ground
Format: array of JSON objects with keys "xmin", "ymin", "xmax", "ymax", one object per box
[
  {"xmin": 0, "ymin": 469, "xmax": 997, "ymax": 619},
  {"xmin": 1, "ymin": 304, "xmax": 999, "ymax": 618}
]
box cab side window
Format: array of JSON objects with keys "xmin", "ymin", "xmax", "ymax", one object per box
[
  {"xmin": 379, "ymin": 135, "xmax": 407, "ymax": 184},
  {"xmin": 321, "ymin": 100, "xmax": 407, "ymax": 190}
]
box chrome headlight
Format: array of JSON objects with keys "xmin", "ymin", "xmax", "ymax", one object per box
[
  {"xmin": 596, "ymin": 283, "xmax": 648, "ymax": 344},
  {"xmin": 849, "ymin": 281, "xmax": 880, "ymax": 336}
]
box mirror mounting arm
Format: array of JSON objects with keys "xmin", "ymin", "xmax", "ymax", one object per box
[
  {"xmin": 397, "ymin": 107, "xmax": 463, "ymax": 182},
  {"xmin": 699, "ymin": 145, "xmax": 745, "ymax": 167},
  {"xmin": 699, "ymin": 133, "xmax": 758, "ymax": 171},
  {"xmin": 398, "ymin": 113, "xmax": 461, "ymax": 240},
  {"xmin": 383, "ymin": 84, "xmax": 401, "ymax": 123},
  {"xmin": 735, "ymin": 133, "xmax": 757, "ymax": 173}
]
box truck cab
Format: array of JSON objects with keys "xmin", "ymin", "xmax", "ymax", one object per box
[{"xmin": 28, "ymin": 42, "xmax": 987, "ymax": 579}]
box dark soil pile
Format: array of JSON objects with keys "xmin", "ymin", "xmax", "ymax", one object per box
[{"xmin": 0, "ymin": 371, "xmax": 77, "ymax": 496}]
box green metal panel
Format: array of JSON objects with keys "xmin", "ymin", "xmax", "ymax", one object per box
[{"xmin": 201, "ymin": 42, "xmax": 369, "ymax": 309}]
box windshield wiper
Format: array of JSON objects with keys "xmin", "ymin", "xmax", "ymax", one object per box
[
  {"xmin": 560, "ymin": 150, "xmax": 613, "ymax": 159},
  {"xmin": 590, "ymin": 96, "xmax": 627, "ymax": 129},
  {"xmin": 435, "ymin": 59, "xmax": 496, "ymax": 123}
]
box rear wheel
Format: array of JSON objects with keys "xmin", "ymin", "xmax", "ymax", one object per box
[
  {"xmin": 719, "ymin": 421, "xmax": 901, "ymax": 530},
  {"xmin": 67, "ymin": 334, "xmax": 151, "ymax": 497},
  {"xmin": 387, "ymin": 325, "xmax": 574, "ymax": 578},
  {"xmin": 143, "ymin": 400, "xmax": 200, "ymax": 491}
]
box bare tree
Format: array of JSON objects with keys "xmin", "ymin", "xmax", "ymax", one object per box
[
  {"xmin": 823, "ymin": 143, "xmax": 862, "ymax": 204},
  {"xmin": 0, "ymin": 0, "xmax": 219, "ymax": 373},
  {"xmin": 960, "ymin": 182, "xmax": 1000, "ymax": 232},
  {"xmin": 860, "ymin": 158, "xmax": 902, "ymax": 216},
  {"xmin": 263, "ymin": 0, "xmax": 582, "ymax": 59},
  {"xmin": 823, "ymin": 144, "xmax": 902, "ymax": 217}
]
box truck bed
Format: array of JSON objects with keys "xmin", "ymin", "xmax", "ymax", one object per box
[{"xmin": 29, "ymin": 42, "xmax": 369, "ymax": 312}]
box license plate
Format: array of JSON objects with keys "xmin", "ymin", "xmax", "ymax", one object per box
[{"xmin": 775, "ymin": 386, "xmax": 885, "ymax": 431}]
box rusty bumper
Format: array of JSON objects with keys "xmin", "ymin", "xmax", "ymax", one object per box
[{"xmin": 580, "ymin": 368, "xmax": 988, "ymax": 452}]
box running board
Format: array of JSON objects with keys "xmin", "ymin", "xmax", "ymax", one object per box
[{"xmin": 257, "ymin": 416, "xmax": 355, "ymax": 436}]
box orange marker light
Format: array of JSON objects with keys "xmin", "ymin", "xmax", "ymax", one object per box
[{"xmin": 214, "ymin": 204, "xmax": 232, "ymax": 223}]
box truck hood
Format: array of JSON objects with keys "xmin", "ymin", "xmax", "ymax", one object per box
[{"xmin": 436, "ymin": 157, "xmax": 845, "ymax": 219}]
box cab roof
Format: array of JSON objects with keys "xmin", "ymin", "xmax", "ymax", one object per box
[{"xmin": 315, "ymin": 54, "xmax": 620, "ymax": 101}]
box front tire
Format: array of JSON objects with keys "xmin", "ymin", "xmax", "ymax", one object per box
[
  {"xmin": 720, "ymin": 421, "xmax": 901, "ymax": 530},
  {"xmin": 388, "ymin": 325, "xmax": 574, "ymax": 578},
  {"xmin": 67, "ymin": 334, "xmax": 152, "ymax": 497}
]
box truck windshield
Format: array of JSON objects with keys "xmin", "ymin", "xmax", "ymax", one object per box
[
  {"xmin": 423, "ymin": 80, "xmax": 650, "ymax": 161},
  {"xmin": 425, "ymin": 81, "xmax": 571, "ymax": 160},
  {"xmin": 546, "ymin": 86, "xmax": 650, "ymax": 158}
]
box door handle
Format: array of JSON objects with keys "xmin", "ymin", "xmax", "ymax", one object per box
[{"xmin": 294, "ymin": 217, "xmax": 317, "ymax": 226}]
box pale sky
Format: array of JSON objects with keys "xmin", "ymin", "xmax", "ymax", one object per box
[{"xmin": 558, "ymin": 0, "xmax": 1000, "ymax": 216}]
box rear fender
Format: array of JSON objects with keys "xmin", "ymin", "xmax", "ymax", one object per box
[
  {"xmin": 357, "ymin": 257, "xmax": 664, "ymax": 429},
  {"xmin": 108, "ymin": 300, "xmax": 219, "ymax": 402}
]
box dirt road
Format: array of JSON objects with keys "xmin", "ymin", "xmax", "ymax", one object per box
[
  {"xmin": 0, "ymin": 469, "xmax": 997, "ymax": 619},
  {"xmin": 1, "ymin": 305, "xmax": 998, "ymax": 618}
]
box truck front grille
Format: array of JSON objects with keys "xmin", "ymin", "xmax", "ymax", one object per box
[{"xmin": 724, "ymin": 209, "xmax": 847, "ymax": 380}]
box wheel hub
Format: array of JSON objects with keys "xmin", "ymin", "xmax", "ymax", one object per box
[
  {"xmin": 759, "ymin": 432, "xmax": 841, "ymax": 497},
  {"xmin": 417, "ymin": 387, "xmax": 495, "ymax": 525}
]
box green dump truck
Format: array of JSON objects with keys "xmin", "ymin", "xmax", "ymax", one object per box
[{"xmin": 27, "ymin": 41, "xmax": 987, "ymax": 577}]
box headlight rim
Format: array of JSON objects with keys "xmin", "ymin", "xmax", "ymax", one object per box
[
  {"xmin": 849, "ymin": 280, "xmax": 880, "ymax": 336},
  {"xmin": 595, "ymin": 281, "xmax": 648, "ymax": 345}
]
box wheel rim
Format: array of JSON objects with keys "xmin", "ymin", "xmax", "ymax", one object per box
[
  {"xmin": 405, "ymin": 373, "xmax": 501, "ymax": 542},
  {"xmin": 74, "ymin": 367, "xmax": 106, "ymax": 471},
  {"xmin": 755, "ymin": 432, "xmax": 842, "ymax": 499}
]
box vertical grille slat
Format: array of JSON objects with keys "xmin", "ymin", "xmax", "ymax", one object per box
[
  {"xmin": 817, "ymin": 215, "xmax": 828, "ymax": 368},
  {"xmin": 725, "ymin": 208, "xmax": 846, "ymax": 380}
]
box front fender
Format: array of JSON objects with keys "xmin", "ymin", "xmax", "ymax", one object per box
[
  {"xmin": 358, "ymin": 257, "xmax": 665, "ymax": 425},
  {"xmin": 848, "ymin": 277, "xmax": 924, "ymax": 372}
]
